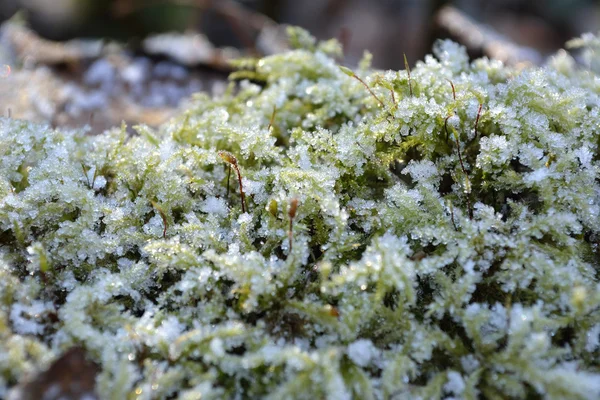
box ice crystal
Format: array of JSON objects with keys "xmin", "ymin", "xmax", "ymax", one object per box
[{"xmin": 1, "ymin": 26, "xmax": 600, "ymax": 399}]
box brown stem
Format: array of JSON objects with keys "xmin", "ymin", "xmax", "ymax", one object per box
[
  {"xmin": 474, "ymin": 103, "xmax": 483, "ymax": 139},
  {"xmin": 233, "ymin": 164, "xmax": 246, "ymax": 213},
  {"xmin": 218, "ymin": 151, "xmax": 246, "ymax": 213},
  {"xmin": 449, "ymin": 201, "xmax": 458, "ymax": 231},
  {"xmin": 445, "ymin": 117, "xmax": 473, "ymax": 219},
  {"xmin": 352, "ymin": 74, "xmax": 386, "ymax": 109},
  {"xmin": 226, "ymin": 164, "xmax": 231, "ymax": 199},
  {"xmin": 446, "ymin": 78, "xmax": 456, "ymax": 101},
  {"xmin": 151, "ymin": 201, "xmax": 168, "ymax": 239},
  {"xmin": 288, "ymin": 198, "xmax": 298, "ymax": 251},
  {"xmin": 444, "ymin": 114, "xmax": 451, "ymax": 142}
]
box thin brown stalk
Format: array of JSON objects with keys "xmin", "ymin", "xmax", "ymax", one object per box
[
  {"xmin": 288, "ymin": 198, "xmax": 298, "ymax": 251},
  {"xmin": 353, "ymin": 74, "xmax": 386, "ymax": 109},
  {"xmin": 226, "ymin": 165, "xmax": 231, "ymax": 199},
  {"xmin": 446, "ymin": 78, "xmax": 456, "ymax": 101},
  {"xmin": 444, "ymin": 118, "xmax": 473, "ymax": 219},
  {"xmin": 234, "ymin": 164, "xmax": 246, "ymax": 213},
  {"xmin": 444, "ymin": 114, "xmax": 451, "ymax": 142},
  {"xmin": 218, "ymin": 151, "xmax": 247, "ymax": 213},
  {"xmin": 151, "ymin": 200, "xmax": 168, "ymax": 239},
  {"xmin": 340, "ymin": 66, "xmax": 391, "ymax": 112},
  {"xmin": 474, "ymin": 103, "xmax": 483, "ymax": 139},
  {"xmin": 449, "ymin": 201, "xmax": 458, "ymax": 231}
]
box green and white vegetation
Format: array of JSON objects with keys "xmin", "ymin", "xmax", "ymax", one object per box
[{"xmin": 1, "ymin": 27, "xmax": 600, "ymax": 399}]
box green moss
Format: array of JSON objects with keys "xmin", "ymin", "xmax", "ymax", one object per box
[{"xmin": 1, "ymin": 27, "xmax": 600, "ymax": 399}]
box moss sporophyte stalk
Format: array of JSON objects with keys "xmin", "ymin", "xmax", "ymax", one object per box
[{"xmin": 1, "ymin": 26, "xmax": 600, "ymax": 399}]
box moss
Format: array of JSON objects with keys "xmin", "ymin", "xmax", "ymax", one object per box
[{"xmin": 1, "ymin": 27, "xmax": 600, "ymax": 399}]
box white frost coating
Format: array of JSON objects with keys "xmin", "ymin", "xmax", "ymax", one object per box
[
  {"xmin": 347, "ymin": 339, "xmax": 378, "ymax": 367},
  {"xmin": 155, "ymin": 316, "xmax": 186, "ymax": 345},
  {"xmin": 403, "ymin": 159, "xmax": 439, "ymax": 188},
  {"xmin": 210, "ymin": 338, "xmax": 225, "ymax": 357},
  {"xmin": 93, "ymin": 175, "xmax": 107, "ymax": 190},
  {"xmin": 444, "ymin": 371, "xmax": 465, "ymax": 395},
  {"xmin": 585, "ymin": 324, "xmax": 600, "ymax": 352},
  {"xmin": 200, "ymin": 196, "xmax": 228, "ymax": 216},
  {"xmin": 9, "ymin": 301, "xmax": 54, "ymax": 335},
  {"xmin": 524, "ymin": 167, "xmax": 550, "ymax": 184},
  {"xmin": 575, "ymin": 146, "xmax": 593, "ymax": 168},
  {"xmin": 143, "ymin": 215, "xmax": 165, "ymax": 237},
  {"xmin": 237, "ymin": 212, "xmax": 253, "ymax": 225},
  {"xmin": 460, "ymin": 355, "xmax": 480, "ymax": 374},
  {"xmin": 243, "ymin": 178, "xmax": 265, "ymax": 198},
  {"xmin": 1, "ymin": 27, "xmax": 600, "ymax": 399}
]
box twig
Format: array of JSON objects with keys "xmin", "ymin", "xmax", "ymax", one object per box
[
  {"xmin": 436, "ymin": 5, "xmax": 542, "ymax": 66},
  {"xmin": 112, "ymin": 0, "xmax": 277, "ymax": 45},
  {"xmin": 2, "ymin": 22, "xmax": 102, "ymax": 65}
]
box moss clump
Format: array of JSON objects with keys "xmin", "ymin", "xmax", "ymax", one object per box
[{"xmin": 1, "ymin": 27, "xmax": 600, "ymax": 399}]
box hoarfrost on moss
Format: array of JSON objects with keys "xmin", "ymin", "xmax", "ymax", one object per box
[{"xmin": 1, "ymin": 26, "xmax": 600, "ymax": 399}]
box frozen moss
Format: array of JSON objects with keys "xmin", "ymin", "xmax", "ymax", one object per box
[{"xmin": 1, "ymin": 27, "xmax": 600, "ymax": 399}]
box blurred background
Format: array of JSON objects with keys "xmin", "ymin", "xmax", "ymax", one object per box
[
  {"xmin": 1, "ymin": 0, "xmax": 599, "ymax": 69},
  {"xmin": 1, "ymin": 0, "xmax": 599, "ymax": 133}
]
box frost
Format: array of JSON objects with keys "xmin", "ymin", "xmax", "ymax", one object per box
[
  {"xmin": 2, "ymin": 28, "xmax": 600, "ymax": 400},
  {"xmin": 347, "ymin": 339, "xmax": 378, "ymax": 367},
  {"xmin": 9, "ymin": 301, "xmax": 54, "ymax": 335},
  {"xmin": 575, "ymin": 146, "xmax": 593, "ymax": 168},
  {"xmin": 524, "ymin": 167, "xmax": 551, "ymax": 184},
  {"xmin": 209, "ymin": 338, "xmax": 225, "ymax": 357},
  {"xmin": 155, "ymin": 316, "xmax": 186, "ymax": 345},
  {"xmin": 586, "ymin": 324, "xmax": 600, "ymax": 352},
  {"xmin": 92, "ymin": 175, "xmax": 107, "ymax": 190},
  {"xmin": 200, "ymin": 196, "xmax": 228, "ymax": 216},
  {"xmin": 403, "ymin": 160, "xmax": 439, "ymax": 188},
  {"xmin": 444, "ymin": 371, "xmax": 465, "ymax": 396}
]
